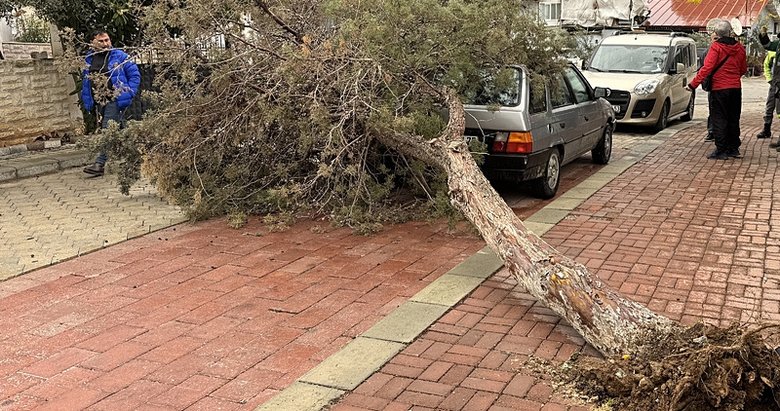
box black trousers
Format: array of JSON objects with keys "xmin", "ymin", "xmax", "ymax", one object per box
[{"xmin": 709, "ymin": 88, "xmax": 742, "ymax": 152}]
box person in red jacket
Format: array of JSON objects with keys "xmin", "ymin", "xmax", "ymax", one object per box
[{"xmin": 687, "ymin": 20, "xmax": 748, "ymax": 160}]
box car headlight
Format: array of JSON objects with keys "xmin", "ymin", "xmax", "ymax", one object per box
[{"xmin": 634, "ymin": 79, "xmax": 659, "ymax": 95}]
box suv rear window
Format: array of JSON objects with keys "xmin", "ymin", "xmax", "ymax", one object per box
[
  {"xmin": 462, "ymin": 67, "xmax": 522, "ymax": 107},
  {"xmin": 589, "ymin": 45, "xmax": 669, "ymax": 74}
]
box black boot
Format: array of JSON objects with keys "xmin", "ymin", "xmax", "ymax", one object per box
[{"xmin": 757, "ymin": 124, "xmax": 771, "ymax": 139}]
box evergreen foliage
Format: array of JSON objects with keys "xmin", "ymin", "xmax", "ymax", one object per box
[{"xmin": 78, "ymin": 0, "xmax": 582, "ymax": 230}]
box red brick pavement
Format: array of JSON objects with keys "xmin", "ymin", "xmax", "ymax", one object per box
[
  {"xmin": 332, "ymin": 119, "xmax": 777, "ymax": 410},
  {"xmin": 0, "ymin": 219, "xmax": 484, "ymax": 409},
  {"xmin": 0, "ymin": 116, "xmax": 773, "ymax": 410}
]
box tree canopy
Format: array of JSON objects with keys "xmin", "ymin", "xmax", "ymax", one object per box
[
  {"xmin": 0, "ymin": 0, "xmax": 148, "ymax": 45},
  {"xmin": 86, "ymin": 0, "xmax": 581, "ymax": 229}
]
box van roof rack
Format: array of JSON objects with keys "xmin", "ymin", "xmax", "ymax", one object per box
[{"xmin": 612, "ymin": 30, "xmax": 691, "ymax": 38}]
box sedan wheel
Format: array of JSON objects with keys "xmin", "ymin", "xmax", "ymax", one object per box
[
  {"xmin": 533, "ymin": 149, "xmax": 561, "ymax": 199},
  {"xmin": 592, "ymin": 125, "xmax": 612, "ymax": 165}
]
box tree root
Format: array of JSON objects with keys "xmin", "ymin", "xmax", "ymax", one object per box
[{"xmin": 563, "ymin": 323, "xmax": 780, "ymax": 411}]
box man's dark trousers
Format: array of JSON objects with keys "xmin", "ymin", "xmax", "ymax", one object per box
[
  {"xmin": 95, "ymin": 101, "xmax": 126, "ymax": 165},
  {"xmin": 709, "ymin": 88, "xmax": 742, "ymax": 153}
]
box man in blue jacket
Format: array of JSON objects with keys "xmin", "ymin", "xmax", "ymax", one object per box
[{"xmin": 81, "ymin": 29, "xmax": 140, "ymax": 176}]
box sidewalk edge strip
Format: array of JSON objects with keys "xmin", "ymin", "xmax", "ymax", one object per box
[{"xmin": 255, "ymin": 121, "xmax": 697, "ymax": 411}]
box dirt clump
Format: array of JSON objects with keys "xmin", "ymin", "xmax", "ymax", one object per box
[{"xmin": 562, "ymin": 323, "xmax": 780, "ymax": 410}]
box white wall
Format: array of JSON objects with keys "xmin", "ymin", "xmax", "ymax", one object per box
[{"xmin": 0, "ymin": 19, "xmax": 13, "ymax": 42}]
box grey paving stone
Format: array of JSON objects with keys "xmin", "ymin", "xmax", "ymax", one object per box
[
  {"xmin": 254, "ymin": 382, "xmax": 344, "ymax": 411},
  {"xmin": 14, "ymin": 158, "xmax": 59, "ymax": 178},
  {"xmin": 446, "ymin": 248, "xmax": 503, "ymax": 279},
  {"xmin": 522, "ymin": 221, "xmax": 554, "ymax": 236},
  {"xmin": 362, "ymin": 301, "xmax": 450, "ymax": 343},
  {"xmin": 525, "ymin": 208, "xmax": 570, "ymax": 225},
  {"xmin": 0, "ymin": 166, "xmax": 16, "ymax": 182},
  {"xmin": 410, "ymin": 273, "xmax": 486, "ymax": 307},
  {"xmin": 299, "ymin": 337, "xmax": 404, "ymax": 390},
  {"xmin": 53, "ymin": 150, "xmax": 91, "ymax": 169},
  {"xmin": 544, "ymin": 197, "xmax": 585, "ymax": 211}
]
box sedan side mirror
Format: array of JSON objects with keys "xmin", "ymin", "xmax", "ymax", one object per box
[
  {"xmin": 671, "ymin": 62, "xmax": 685, "ymax": 74},
  {"xmin": 594, "ymin": 87, "xmax": 611, "ymax": 98}
]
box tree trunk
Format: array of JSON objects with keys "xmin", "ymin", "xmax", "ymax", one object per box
[{"xmin": 381, "ymin": 88, "xmax": 681, "ymax": 356}]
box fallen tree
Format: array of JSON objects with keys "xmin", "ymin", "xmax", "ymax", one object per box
[{"xmin": 79, "ymin": 0, "xmax": 780, "ymax": 408}]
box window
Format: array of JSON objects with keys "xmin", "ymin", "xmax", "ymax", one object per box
[
  {"xmin": 529, "ymin": 76, "xmax": 547, "ymax": 113},
  {"xmin": 539, "ymin": 1, "xmax": 561, "ymax": 24},
  {"xmin": 462, "ymin": 67, "xmax": 523, "ymax": 107},
  {"xmin": 674, "ymin": 45, "xmax": 690, "ymax": 68},
  {"xmin": 549, "ymin": 73, "xmax": 573, "ymax": 108},
  {"xmin": 563, "ymin": 68, "xmax": 591, "ymax": 104},
  {"xmin": 589, "ymin": 45, "xmax": 669, "ymax": 74}
]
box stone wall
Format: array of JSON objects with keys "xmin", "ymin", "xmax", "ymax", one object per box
[
  {"xmin": 1, "ymin": 42, "xmax": 53, "ymax": 60},
  {"xmin": 0, "ymin": 59, "xmax": 82, "ymax": 147}
]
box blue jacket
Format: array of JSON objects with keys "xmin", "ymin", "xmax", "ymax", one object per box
[{"xmin": 81, "ymin": 49, "xmax": 141, "ymax": 111}]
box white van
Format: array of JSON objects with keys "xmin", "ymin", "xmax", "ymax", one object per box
[{"xmin": 582, "ymin": 32, "xmax": 698, "ymax": 131}]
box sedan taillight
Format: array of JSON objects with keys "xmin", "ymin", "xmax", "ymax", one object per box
[{"xmin": 492, "ymin": 131, "xmax": 533, "ymax": 154}]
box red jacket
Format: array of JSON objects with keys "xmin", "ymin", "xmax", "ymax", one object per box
[{"xmin": 689, "ymin": 38, "xmax": 747, "ymax": 91}]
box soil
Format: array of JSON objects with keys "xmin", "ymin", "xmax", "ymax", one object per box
[{"xmin": 560, "ymin": 323, "xmax": 780, "ymax": 411}]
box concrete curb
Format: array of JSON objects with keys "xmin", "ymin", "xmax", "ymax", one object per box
[
  {"xmin": 255, "ymin": 119, "xmax": 703, "ymax": 411},
  {"xmin": 0, "ymin": 145, "xmax": 91, "ymax": 182}
]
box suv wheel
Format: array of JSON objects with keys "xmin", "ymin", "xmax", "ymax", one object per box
[
  {"xmin": 653, "ymin": 100, "xmax": 670, "ymax": 132},
  {"xmin": 592, "ymin": 125, "xmax": 612, "ymax": 165},
  {"xmin": 680, "ymin": 93, "xmax": 695, "ymax": 122},
  {"xmin": 533, "ymin": 149, "xmax": 561, "ymax": 199}
]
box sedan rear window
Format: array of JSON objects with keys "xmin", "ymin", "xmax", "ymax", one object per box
[{"xmin": 462, "ymin": 67, "xmax": 522, "ymax": 107}]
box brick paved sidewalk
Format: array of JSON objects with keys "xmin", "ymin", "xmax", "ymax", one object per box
[
  {"xmin": 331, "ymin": 115, "xmax": 779, "ymax": 410},
  {"xmin": 0, "ymin": 218, "xmax": 483, "ymax": 409},
  {"xmin": 0, "ymin": 102, "xmax": 772, "ymax": 410}
]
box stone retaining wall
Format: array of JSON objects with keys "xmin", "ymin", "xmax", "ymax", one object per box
[
  {"xmin": 0, "ymin": 59, "xmax": 82, "ymax": 147},
  {"xmin": 1, "ymin": 42, "xmax": 53, "ymax": 60}
]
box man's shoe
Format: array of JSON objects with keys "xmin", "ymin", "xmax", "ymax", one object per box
[
  {"xmin": 705, "ymin": 133, "xmax": 715, "ymax": 141},
  {"xmin": 707, "ymin": 150, "xmax": 729, "ymax": 160},
  {"xmin": 83, "ymin": 163, "xmax": 105, "ymax": 176},
  {"xmin": 770, "ymin": 140, "xmax": 780, "ymax": 148},
  {"xmin": 725, "ymin": 149, "xmax": 741, "ymax": 158},
  {"xmin": 757, "ymin": 130, "xmax": 772, "ymax": 139}
]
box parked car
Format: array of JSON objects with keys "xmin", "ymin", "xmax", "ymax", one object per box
[
  {"xmin": 581, "ymin": 32, "xmax": 697, "ymax": 131},
  {"xmin": 462, "ymin": 63, "xmax": 615, "ymax": 199}
]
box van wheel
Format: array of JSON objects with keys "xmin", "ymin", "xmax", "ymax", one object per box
[
  {"xmin": 592, "ymin": 125, "xmax": 612, "ymax": 165},
  {"xmin": 533, "ymin": 149, "xmax": 561, "ymax": 199},
  {"xmin": 653, "ymin": 101, "xmax": 669, "ymax": 132},
  {"xmin": 680, "ymin": 93, "xmax": 695, "ymax": 122}
]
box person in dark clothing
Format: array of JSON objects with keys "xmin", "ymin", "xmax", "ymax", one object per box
[
  {"xmin": 698, "ymin": 46, "xmax": 715, "ymax": 141},
  {"xmin": 80, "ymin": 29, "xmax": 141, "ymax": 176},
  {"xmin": 758, "ymin": 27, "xmax": 780, "ymax": 149},
  {"xmin": 687, "ymin": 20, "xmax": 747, "ymax": 160}
]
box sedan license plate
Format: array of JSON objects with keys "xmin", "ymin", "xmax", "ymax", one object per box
[
  {"xmin": 611, "ymin": 105, "xmax": 621, "ymax": 114},
  {"xmin": 464, "ymin": 135, "xmax": 479, "ymax": 143}
]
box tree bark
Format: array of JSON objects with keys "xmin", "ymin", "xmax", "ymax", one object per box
[{"xmin": 380, "ymin": 88, "xmax": 681, "ymax": 356}]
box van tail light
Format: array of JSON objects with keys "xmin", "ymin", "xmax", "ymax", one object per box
[{"xmin": 492, "ymin": 131, "xmax": 533, "ymax": 154}]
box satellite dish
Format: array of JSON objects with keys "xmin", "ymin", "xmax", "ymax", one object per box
[{"xmin": 731, "ymin": 17, "xmax": 743, "ymax": 36}]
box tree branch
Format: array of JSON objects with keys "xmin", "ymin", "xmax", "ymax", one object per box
[{"xmin": 254, "ymin": 0, "xmax": 303, "ymax": 45}]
